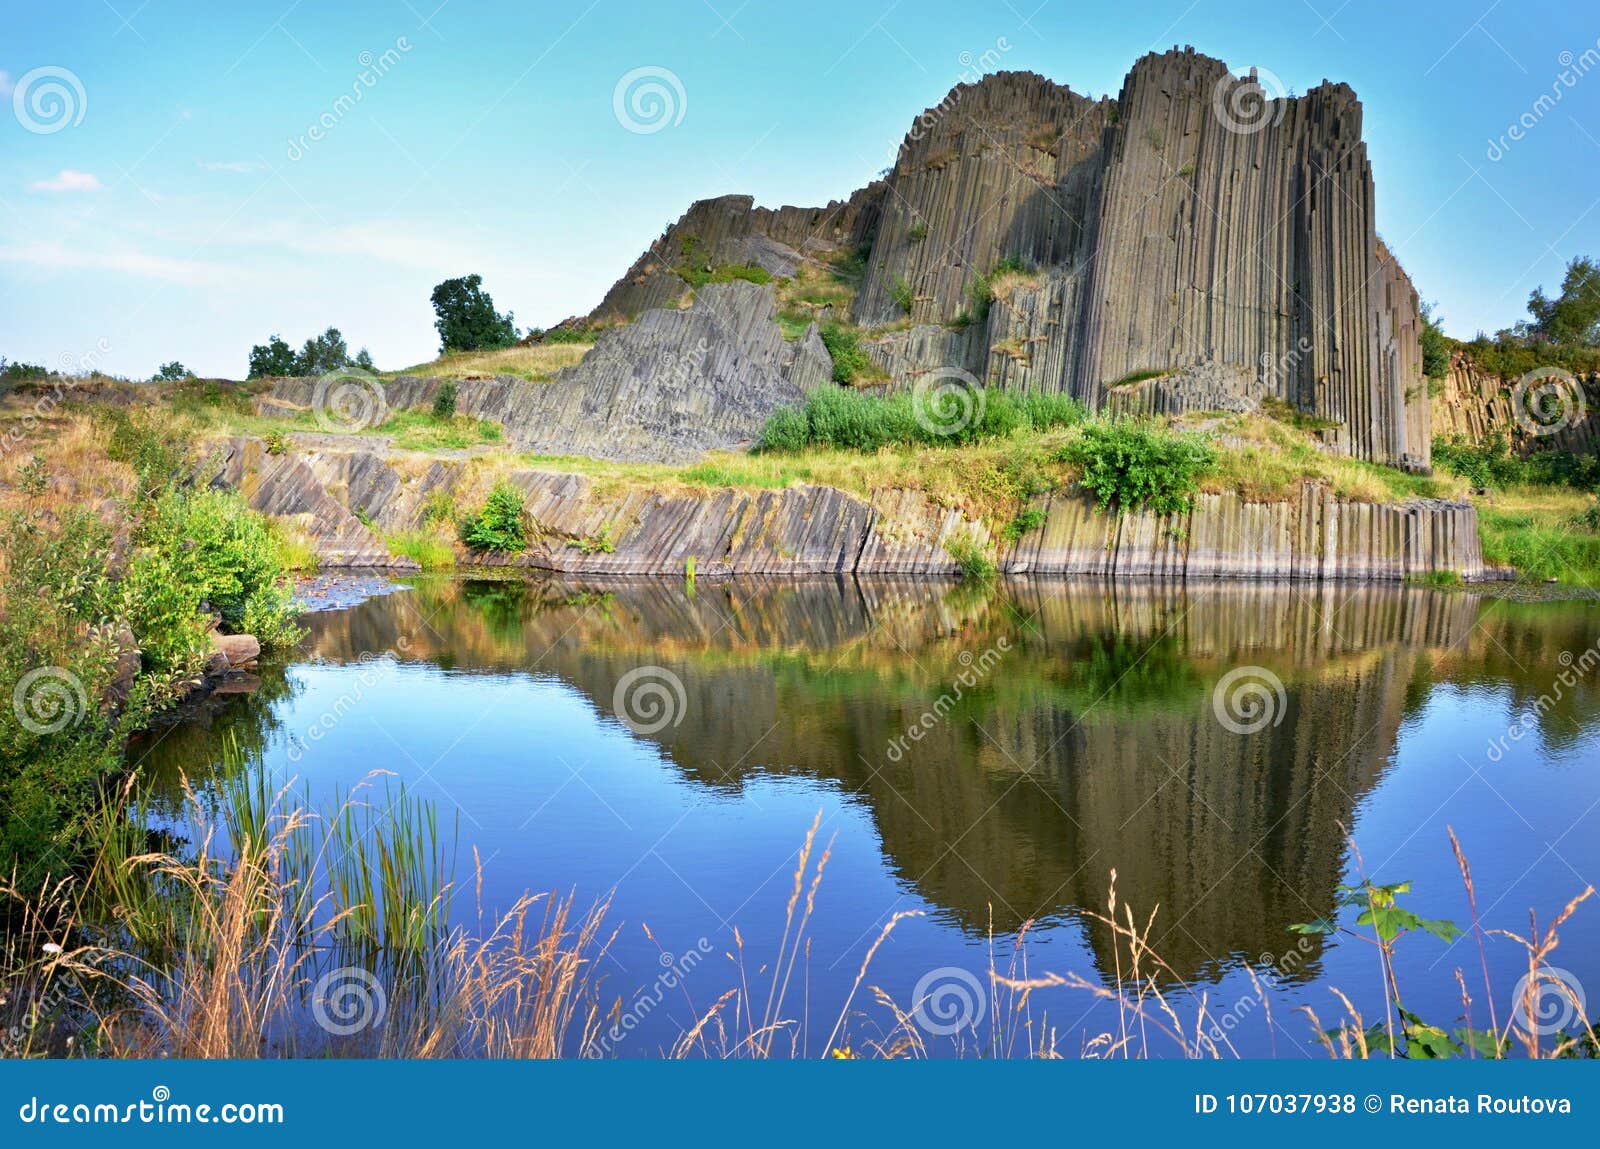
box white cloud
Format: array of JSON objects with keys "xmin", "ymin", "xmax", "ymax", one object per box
[
  {"xmin": 0, "ymin": 240, "xmax": 229, "ymax": 282},
  {"xmin": 28, "ymin": 169, "xmax": 104, "ymax": 193},
  {"xmin": 197, "ymin": 160, "xmax": 260, "ymax": 173}
]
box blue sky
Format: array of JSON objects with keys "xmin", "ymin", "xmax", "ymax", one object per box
[{"xmin": 3, "ymin": 0, "xmax": 1598, "ymax": 378}]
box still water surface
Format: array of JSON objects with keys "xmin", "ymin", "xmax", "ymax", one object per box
[{"xmin": 138, "ymin": 576, "xmax": 1600, "ymax": 1056}]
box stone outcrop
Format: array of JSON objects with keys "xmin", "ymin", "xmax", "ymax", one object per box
[
  {"xmin": 1431, "ymin": 349, "xmax": 1599, "ymax": 455},
  {"xmin": 210, "ymin": 437, "xmax": 1490, "ymax": 582},
  {"xmin": 587, "ymin": 189, "xmax": 884, "ymax": 324},
  {"xmin": 267, "ymin": 282, "xmax": 833, "ymax": 464},
  {"xmin": 586, "ymin": 48, "xmax": 1430, "ymax": 469}
]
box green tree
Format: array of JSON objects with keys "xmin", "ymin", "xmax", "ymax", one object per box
[
  {"xmin": 1526, "ymin": 256, "xmax": 1600, "ymax": 346},
  {"xmin": 1419, "ymin": 302, "xmax": 1451, "ymax": 379},
  {"xmin": 294, "ymin": 326, "xmax": 350, "ymax": 376},
  {"xmin": 247, "ymin": 335, "xmax": 297, "ymax": 378},
  {"xmin": 431, "ymin": 274, "xmax": 518, "ymax": 352},
  {"xmin": 153, "ymin": 361, "xmax": 190, "ymax": 382},
  {"xmin": 353, "ymin": 347, "xmax": 376, "ymax": 371}
]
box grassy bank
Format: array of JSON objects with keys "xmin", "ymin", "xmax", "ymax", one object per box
[{"xmin": 0, "ymin": 406, "xmax": 304, "ymax": 890}]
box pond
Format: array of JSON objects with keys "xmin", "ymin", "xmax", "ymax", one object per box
[{"xmin": 132, "ymin": 575, "xmax": 1600, "ymax": 1057}]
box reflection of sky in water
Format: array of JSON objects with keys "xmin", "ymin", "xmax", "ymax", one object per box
[{"xmin": 139, "ymin": 581, "xmax": 1600, "ymax": 1057}]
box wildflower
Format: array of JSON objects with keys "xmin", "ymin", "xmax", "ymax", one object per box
[{"xmin": 41, "ymin": 942, "xmax": 62, "ymax": 955}]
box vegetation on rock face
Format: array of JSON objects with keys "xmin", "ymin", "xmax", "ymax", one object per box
[
  {"xmin": 758, "ymin": 384, "xmax": 1085, "ymax": 453},
  {"xmin": 1060, "ymin": 419, "xmax": 1218, "ymax": 515},
  {"xmin": 431, "ymin": 274, "xmax": 519, "ymax": 353},
  {"xmin": 431, "ymin": 380, "xmax": 458, "ymax": 421},
  {"xmin": 1434, "ymin": 432, "xmax": 1600, "ymax": 492},
  {"xmin": 1420, "ymin": 302, "xmax": 1451, "ymax": 381},
  {"xmin": 459, "ymin": 481, "xmax": 527, "ymax": 553},
  {"xmin": 817, "ymin": 322, "xmax": 879, "ymax": 385}
]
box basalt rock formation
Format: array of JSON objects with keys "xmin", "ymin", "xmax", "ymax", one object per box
[
  {"xmin": 590, "ymin": 48, "xmax": 1430, "ymax": 469},
  {"xmin": 1430, "ymin": 349, "xmax": 1600, "ymax": 456},
  {"xmin": 206, "ymin": 436, "xmax": 1489, "ymax": 582},
  {"xmin": 268, "ymin": 282, "xmax": 832, "ymax": 464}
]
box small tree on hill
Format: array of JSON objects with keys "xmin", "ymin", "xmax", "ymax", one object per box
[
  {"xmin": 1526, "ymin": 256, "xmax": 1600, "ymax": 347},
  {"xmin": 247, "ymin": 335, "xmax": 298, "ymax": 378},
  {"xmin": 153, "ymin": 361, "xmax": 190, "ymax": 382},
  {"xmin": 294, "ymin": 327, "xmax": 350, "ymax": 376},
  {"xmin": 431, "ymin": 274, "xmax": 518, "ymax": 352}
]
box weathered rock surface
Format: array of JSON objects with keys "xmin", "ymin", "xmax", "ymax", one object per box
[
  {"xmin": 588, "ymin": 189, "xmax": 884, "ymax": 323},
  {"xmin": 588, "ymin": 49, "xmax": 1430, "ymax": 469},
  {"xmin": 267, "ymin": 282, "xmax": 833, "ymax": 464},
  {"xmin": 213, "ymin": 438, "xmax": 1490, "ymax": 582},
  {"xmin": 1431, "ymin": 350, "xmax": 1599, "ymax": 456}
]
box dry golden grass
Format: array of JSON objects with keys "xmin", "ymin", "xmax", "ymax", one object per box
[{"xmin": 391, "ymin": 342, "xmax": 596, "ymax": 382}]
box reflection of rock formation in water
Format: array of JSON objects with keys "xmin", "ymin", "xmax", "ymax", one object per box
[{"xmin": 297, "ymin": 577, "xmax": 1496, "ymax": 983}]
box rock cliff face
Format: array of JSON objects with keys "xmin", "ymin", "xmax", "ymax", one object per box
[
  {"xmin": 269, "ymin": 282, "xmax": 832, "ymax": 464},
  {"xmin": 1431, "ymin": 350, "xmax": 1599, "ymax": 455},
  {"xmin": 206, "ymin": 437, "xmax": 1490, "ymax": 582},
  {"xmin": 587, "ymin": 48, "xmax": 1429, "ymax": 469}
]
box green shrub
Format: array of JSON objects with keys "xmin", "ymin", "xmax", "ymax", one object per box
[
  {"xmin": 819, "ymin": 322, "xmax": 877, "ymax": 385},
  {"xmin": 946, "ymin": 536, "xmax": 996, "ymax": 581},
  {"xmin": 1420, "ymin": 303, "xmax": 1451, "ymax": 380},
  {"xmin": 103, "ymin": 408, "xmax": 187, "ymax": 495},
  {"xmin": 153, "ymin": 361, "xmax": 190, "ymax": 382},
  {"xmin": 263, "ymin": 430, "xmax": 289, "ymax": 456},
  {"xmin": 889, "ymin": 275, "xmax": 914, "ymax": 314},
  {"xmin": 432, "ymin": 380, "xmax": 458, "ymax": 421},
  {"xmin": 459, "ymin": 482, "xmax": 527, "ymax": 553},
  {"xmin": 1060, "ymin": 420, "xmax": 1218, "ymax": 515},
  {"xmin": 127, "ymin": 488, "xmax": 303, "ymax": 664},
  {"xmin": 907, "ymin": 221, "xmax": 928, "ymax": 243},
  {"xmin": 757, "ymin": 385, "xmax": 1086, "ymax": 454},
  {"xmin": 1003, "ymin": 506, "xmax": 1047, "ymax": 541}
]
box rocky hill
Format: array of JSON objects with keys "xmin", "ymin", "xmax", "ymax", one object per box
[{"xmin": 582, "ymin": 46, "xmax": 1429, "ymax": 470}]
